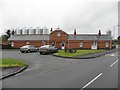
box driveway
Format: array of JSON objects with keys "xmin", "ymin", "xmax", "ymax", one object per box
[{"xmin": 2, "ymin": 50, "xmax": 78, "ymax": 76}]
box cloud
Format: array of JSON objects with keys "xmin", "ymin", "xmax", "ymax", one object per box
[{"xmin": 0, "ymin": 0, "xmax": 118, "ymax": 38}]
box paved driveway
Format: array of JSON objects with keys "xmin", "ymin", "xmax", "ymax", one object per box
[{"xmin": 2, "ymin": 50, "xmax": 79, "ymax": 75}]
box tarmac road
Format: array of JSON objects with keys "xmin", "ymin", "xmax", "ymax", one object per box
[{"xmin": 2, "ymin": 50, "xmax": 118, "ymax": 89}]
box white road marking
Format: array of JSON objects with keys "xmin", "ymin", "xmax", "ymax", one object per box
[
  {"xmin": 25, "ymin": 68, "xmax": 32, "ymax": 71},
  {"xmin": 110, "ymin": 59, "xmax": 118, "ymax": 67},
  {"xmin": 110, "ymin": 54, "xmax": 115, "ymax": 56},
  {"xmin": 80, "ymin": 73, "xmax": 103, "ymax": 90},
  {"xmin": 105, "ymin": 54, "xmax": 109, "ymax": 56},
  {"xmin": 59, "ymin": 58, "xmax": 64, "ymax": 60}
]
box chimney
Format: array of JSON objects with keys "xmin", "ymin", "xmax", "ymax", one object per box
[
  {"xmin": 98, "ymin": 30, "xmax": 101, "ymax": 36},
  {"xmin": 50, "ymin": 28, "xmax": 53, "ymax": 33},
  {"xmin": 74, "ymin": 29, "xmax": 76, "ymax": 35}
]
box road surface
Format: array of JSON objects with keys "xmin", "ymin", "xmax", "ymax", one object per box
[{"xmin": 2, "ymin": 50, "xmax": 118, "ymax": 89}]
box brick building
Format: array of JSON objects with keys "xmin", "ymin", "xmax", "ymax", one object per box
[{"xmin": 8, "ymin": 27, "xmax": 112, "ymax": 49}]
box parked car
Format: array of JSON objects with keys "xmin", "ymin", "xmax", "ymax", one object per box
[
  {"xmin": 20, "ymin": 45, "xmax": 38, "ymax": 53},
  {"xmin": 38, "ymin": 45, "xmax": 58, "ymax": 55}
]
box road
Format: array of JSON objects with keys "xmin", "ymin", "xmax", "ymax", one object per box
[{"xmin": 2, "ymin": 50, "xmax": 118, "ymax": 89}]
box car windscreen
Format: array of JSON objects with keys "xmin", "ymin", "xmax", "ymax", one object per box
[
  {"xmin": 40, "ymin": 45, "xmax": 50, "ymax": 48},
  {"xmin": 21, "ymin": 45, "xmax": 31, "ymax": 48}
]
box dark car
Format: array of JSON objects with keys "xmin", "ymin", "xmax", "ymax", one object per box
[
  {"xmin": 38, "ymin": 45, "xmax": 58, "ymax": 55},
  {"xmin": 20, "ymin": 45, "xmax": 38, "ymax": 53}
]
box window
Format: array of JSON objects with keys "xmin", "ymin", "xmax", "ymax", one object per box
[
  {"xmin": 26, "ymin": 41, "xmax": 30, "ymax": 45},
  {"xmin": 80, "ymin": 42, "xmax": 83, "ymax": 47},
  {"xmin": 11, "ymin": 42, "xmax": 14, "ymax": 47},
  {"xmin": 91, "ymin": 42, "xmax": 97, "ymax": 46},
  {"xmin": 105, "ymin": 42, "xmax": 109, "ymax": 47},
  {"xmin": 42, "ymin": 40, "xmax": 46, "ymax": 44},
  {"xmin": 52, "ymin": 43, "xmax": 55, "ymax": 46},
  {"xmin": 61, "ymin": 42, "xmax": 65, "ymax": 46},
  {"xmin": 57, "ymin": 32, "xmax": 61, "ymax": 37},
  {"xmin": 29, "ymin": 45, "xmax": 35, "ymax": 49}
]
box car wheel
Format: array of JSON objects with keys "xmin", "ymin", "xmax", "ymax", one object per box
[
  {"xmin": 49, "ymin": 50, "xmax": 51, "ymax": 54},
  {"xmin": 40, "ymin": 52, "xmax": 43, "ymax": 55},
  {"xmin": 20, "ymin": 51, "xmax": 24, "ymax": 53},
  {"xmin": 27, "ymin": 50, "xmax": 31, "ymax": 53}
]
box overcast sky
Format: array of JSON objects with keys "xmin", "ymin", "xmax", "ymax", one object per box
[{"xmin": 0, "ymin": 0, "xmax": 119, "ymax": 38}]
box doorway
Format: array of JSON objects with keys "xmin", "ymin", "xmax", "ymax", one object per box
[
  {"xmin": 61, "ymin": 42, "xmax": 65, "ymax": 49},
  {"xmin": 91, "ymin": 42, "xmax": 97, "ymax": 49}
]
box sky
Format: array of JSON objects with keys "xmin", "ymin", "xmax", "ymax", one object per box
[{"xmin": 0, "ymin": 0, "xmax": 119, "ymax": 38}]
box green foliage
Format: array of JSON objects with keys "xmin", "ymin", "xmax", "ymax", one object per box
[
  {"xmin": 54, "ymin": 50, "xmax": 105, "ymax": 57},
  {"xmin": 0, "ymin": 58, "xmax": 27, "ymax": 67},
  {"xmin": 1, "ymin": 35, "xmax": 9, "ymax": 42}
]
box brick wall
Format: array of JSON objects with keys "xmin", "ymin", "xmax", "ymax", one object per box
[
  {"xmin": 9, "ymin": 40, "xmax": 49, "ymax": 48},
  {"xmin": 8, "ymin": 30, "xmax": 112, "ymax": 49}
]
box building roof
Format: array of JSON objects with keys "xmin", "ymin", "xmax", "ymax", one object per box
[
  {"xmin": 8, "ymin": 34, "xmax": 112, "ymax": 41},
  {"xmin": 8, "ymin": 35, "xmax": 49, "ymax": 41},
  {"xmin": 68, "ymin": 34, "xmax": 112, "ymax": 40}
]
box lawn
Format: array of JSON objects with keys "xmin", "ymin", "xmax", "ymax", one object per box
[
  {"xmin": 54, "ymin": 50, "xmax": 105, "ymax": 57},
  {"xmin": 0, "ymin": 58, "xmax": 27, "ymax": 67}
]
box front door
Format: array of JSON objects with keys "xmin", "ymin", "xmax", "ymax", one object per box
[
  {"xmin": 91, "ymin": 42, "xmax": 97, "ymax": 49},
  {"xmin": 61, "ymin": 42, "xmax": 65, "ymax": 49}
]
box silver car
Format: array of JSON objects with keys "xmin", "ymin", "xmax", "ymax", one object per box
[
  {"xmin": 20, "ymin": 45, "xmax": 38, "ymax": 53},
  {"xmin": 39, "ymin": 45, "xmax": 58, "ymax": 55}
]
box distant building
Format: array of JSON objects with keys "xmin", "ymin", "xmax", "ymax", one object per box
[{"xmin": 8, "ymin": 27, "xmax": 112, "ymax": 49}]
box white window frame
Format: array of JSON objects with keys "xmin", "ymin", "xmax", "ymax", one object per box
[
  {"xmin": 105, "ymin": 42, "xmax": 109, "ymax": 47},
  {"xmin": 11, "ymin": 42, "xmax": 14, "ymax": 47},
  {"xmin": 26, "ymin": 41, "xmax": 30, "ymax": 45},
  {"xmin": 80, "ymin": 42, "xmax": 83, "ymax": 47},
  {"xmin": 52, "ymin": 42, "xmax": 55, "ymax": 46},
  {"xmin": 57, "ymin": 32, "xmax": 61, "ymax": 37}
]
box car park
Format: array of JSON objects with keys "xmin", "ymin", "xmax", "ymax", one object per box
[
  {"xmin": 20, "ymin": 45, "xmax": 38, "ymax": 53},
  {"xmin": 38, "ymin": 45, "xmax": 58, "ymax": 55}
]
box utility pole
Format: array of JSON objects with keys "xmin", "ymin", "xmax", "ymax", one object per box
[
  {"xmin": 113, "ymin": 26, "xmax": 115, "ymax": 39},
  {"xmin": 112, "ymin": 26, "xmax": 115, "ymax": 48}
]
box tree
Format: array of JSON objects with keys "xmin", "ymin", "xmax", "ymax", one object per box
[
  {"xmin": 1, "ymin": 35, "xmax": 9, "ymax": 42},
  {"xmin": 6, "ymin": 30, "xmax": 11, "ymax": 38}
]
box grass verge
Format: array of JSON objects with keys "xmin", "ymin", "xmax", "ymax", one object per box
[
  {"xmin": 54, "ymin": 50, "xmax": 105, "ymax": 57},
  {"xmin": 0, "ymin": 58, "xmax": 27, "ymax": 67}
]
